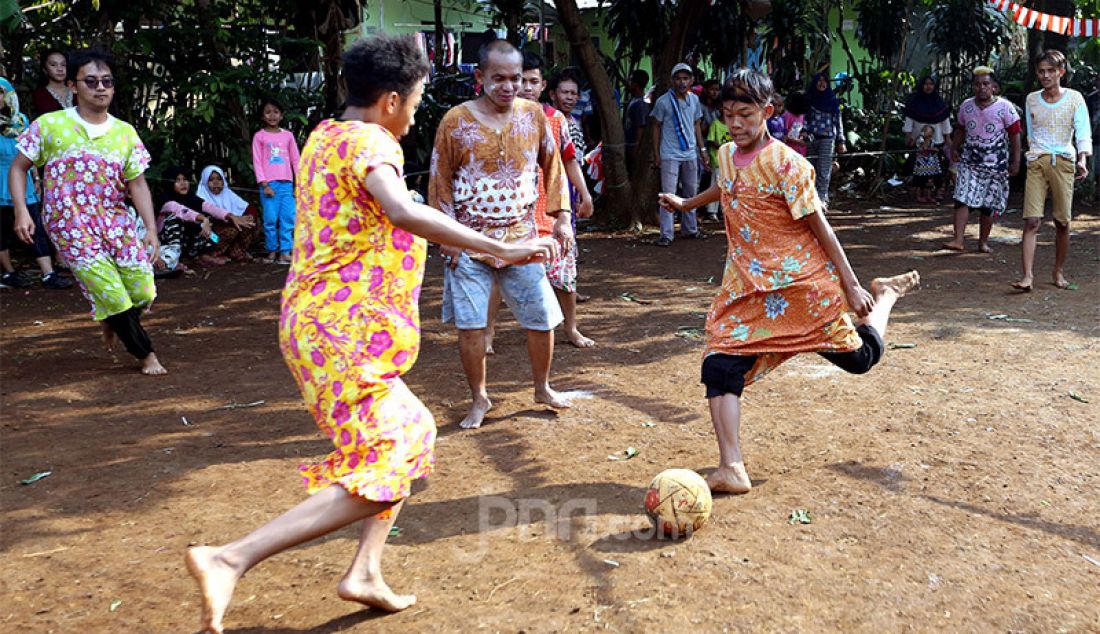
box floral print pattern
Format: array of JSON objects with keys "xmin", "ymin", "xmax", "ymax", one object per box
[
  {"xmin": 279, "ymin": 120, "xmax": 435, "ymax": 509},
  {"xmin": 706, "ymin": 140, "xmax": 861, "ymax": 387},
  {"xmin": 17, "ymin": 110, "xmax": 154, "ymax": 319}
]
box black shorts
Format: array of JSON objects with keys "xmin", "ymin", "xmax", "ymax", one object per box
[{"xmin": 701, "ymin": 324, "xmax": 885, "ymax": 398}]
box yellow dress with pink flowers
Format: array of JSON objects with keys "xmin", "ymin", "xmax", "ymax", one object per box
[{"xmin": 279, "ymin": 120, "xmax": 434, "ymax": 508}]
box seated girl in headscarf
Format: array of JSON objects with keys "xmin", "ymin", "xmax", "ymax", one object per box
[
  {"xmin": 157, "ymin": 166, "xmax": 253, "ymax": 267},
  {"xmin": 197, "ymin": 165, "xmax": 260, "ymax": 262}
]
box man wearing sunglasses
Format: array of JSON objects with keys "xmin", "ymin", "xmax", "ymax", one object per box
[{"xmin": 8, "ymin": 47, "xmax": 167, "ymax": 375}]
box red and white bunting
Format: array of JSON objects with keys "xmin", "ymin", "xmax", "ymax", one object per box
[{"xmin": 988, "ymin": 0, "xmax": 1099, "ymax": 36}]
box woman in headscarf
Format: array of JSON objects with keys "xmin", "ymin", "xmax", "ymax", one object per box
[
  {"xmin": 156, "ymin": 166, "xmax": 252, "ymax": 267},
  {"xmin": 805, "ymin": 73, "xmax": 847, "ymax": 203},
  {"xmin": 903, "ymin": 76, "xmax": 953, "ymax": 203},
  {"xmin": 197, "ymin": 165, "xmax": 259, "ymax": 261}
]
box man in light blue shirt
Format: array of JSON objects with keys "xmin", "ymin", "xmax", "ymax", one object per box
[{"xmin": 650, "ymin": 63, "xmax": 707, "ymax": 246}]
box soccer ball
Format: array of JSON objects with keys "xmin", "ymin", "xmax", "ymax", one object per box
[{"xmin": 643, "ymin": 468, "xmax": 712, "ymax": 538}]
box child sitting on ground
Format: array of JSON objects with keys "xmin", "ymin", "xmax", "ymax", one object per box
[
  {"xmin": 157, "ymin": 166, "xmax": 253, "ymax": 267},
  {"xmin": 659, "ymin": 69, "xmax": 919, "ymax": 494},
  {"xmin": 912, "ymin": 124, "xmax": 944, "ymax": 204},
  {"xmin": 197, "ymin": 165, "xmax": 260, "ymax": 261}
]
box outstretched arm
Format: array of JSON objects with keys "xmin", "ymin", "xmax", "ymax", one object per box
[
  {"xmin": 805, "ymin": 211, "xmax": 872, "ymax": 317},
  {"xmin": 368, "ymin": 166, "xmax": 555, "ymax": 266},
  {"xmin": 658, "ymin": 180, "xmax": 720, "ymax": 212}
]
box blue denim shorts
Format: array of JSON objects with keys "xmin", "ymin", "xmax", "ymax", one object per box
[{"xmin": 442, "ymin": 252, "xmax": 563, "ymax": 331}]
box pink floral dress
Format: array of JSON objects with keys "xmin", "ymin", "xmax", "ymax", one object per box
[
  {"xmin": 280, "ymin": 120, "xmax": 434, "ymax": 510},
  {"xmin": 17, "ymin": 110, "xmax": 154, "ymax": 319}
]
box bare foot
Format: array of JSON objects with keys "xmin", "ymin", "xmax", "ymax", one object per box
[
  {"xmin": 707, "ymin": 464, "xmax": 752, "ymax": 494},
  {"xmin": 1052, "ymin": 274, "xmax": 1070, "ymax": 289},
  {"xmin": 534, "ymin": 386, "xmax": 572, "ymax": 409},
  {"xmin": 871, "ymin": 270, "xmax": 920, "ymax": 298},
  {"xmin": 337, "ymin": 576, "xmax": 416, "ymax": 612},
  {"xmin": 566, "ymin": 329, "xmax": 595, "ymax": 348},
  {"xmin": 1010, "ymin": 278, "xmax": 1032, "ymax": 293},
  {"xmin": 185, "ymin": 546, "xmax": 240, "ymax": 634},
  {"xmin": 940, "ymin": 241, "xmax": 965, "ymax": 252},
  {"xmin": 141, "ymin": 352, "xmax": 168, "ymax": 376},
  {"xmin": 459, "ymin": 395, "xmax": 492, "ymax": 429},
  {"xmin": 977, "ymin": 243, "xmax": 992, "ymax": 253},
  {"xmin": 101, "ymin": 322, "xmax": 115, "ymax": 352}
]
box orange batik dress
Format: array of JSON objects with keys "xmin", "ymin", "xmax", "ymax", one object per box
[
  {"xmin": 535, "ymin": 103, "xmax": 578, "ymax": 291},
  {"xmin": 279, "ymin": 120, "xmax": 435, "ymax": 513},
  {"xmin": 705, "ymin": 139, "xmax": 862, "ymax": 386}
]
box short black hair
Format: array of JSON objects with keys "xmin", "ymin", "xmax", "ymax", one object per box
[
  {"xmin": 66, "ymin": 47, "xmax": 115, "ymax": 83},
  {"xmin": 259, "ymin": 97, "xmax": 284, "ymax": 113},
  {"xmin": 547, "ymin": 67, "xmax": 582, "ymax": 93},
  {"xmin": 479, "ymin": 39, "xmax": 520, "ymax": 68},
  {"xmin": 703, "ymin": 78, "xmax": 720, "ymax": 89},
  {"xmin": 1035, "ymin": 49, "xmax": 1067, "ymax": 71},
  {"xmin": 721, "ymin": 68, "xmax": 774, "ymax": 107},
  {"xmin": 628, "ymin": 69, "xmax": 649, "ymax": 88},
  {"xmin": 522, "ymin": 51, "xmax": 544, "ymax": 73},
  {"xmin": 342, "ymin": 34, "xmax": 430, "ymax": 107}
]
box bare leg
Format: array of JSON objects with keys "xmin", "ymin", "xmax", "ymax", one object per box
[
  {"xmin": 554, "ymin": 288, "xmax": 594, "ymax": 348},
  {"xmin": 35, "ymin": 255, "xmax": 55, "ymax": 276},
  {"xmin": 457, "ymin": 328, "xmax": 492, "ymax": 429},
  {"xmin": 185, "ymin": 485, "xmax": 396, "ymax": 634},
  {"xmin": 527, "ymin": 329, "xmax": 570, "ymax": 409},
  {"xmin": 101, "ymin": 321, "xmax": 115, "ymax": 352},
  {"xmin": 141, "ymin": 352, "xmax": 168, "ymax": 376},
  {"xmin": 863, "ymin": 270, "xmax": 921, "ymax": 339},
  {"xmin": 485, "ymin": 283, "xmax": 501, "ymax": 355},
  {"xmin": 942, "ymin": 205, "xmax": 968, "ymax": 250},
  {"xmin": 977, "ymin": 215, "xmax": 994, "ymax": 253},
  {"xmin": 1052, "ymin": 220, "xmax": 1070, "ymax": 288},
  {"xmin": 337, "ymin": 500, "xmax": 416, "ymax": 612},
  {"xmin": 1013, "ymin": 217, "xmax": 1041, "ymax": 291},
  {"xmin": 707, "ymin": 394, "xmax": 752, "ymax": 494}
]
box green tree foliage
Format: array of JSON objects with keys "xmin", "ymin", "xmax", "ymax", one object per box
[{"xmin": 3, "ymin": 0, "xmax": 357, "ymax": 191}]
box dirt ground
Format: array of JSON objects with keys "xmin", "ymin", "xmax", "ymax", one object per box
[{"xmin": 2, "ymin": 193, "xmax": 1099, "ymax": 633}]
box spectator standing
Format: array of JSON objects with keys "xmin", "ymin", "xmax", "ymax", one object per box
[
  {"xmin": 1013, "ymin": 50, "xmax": 1092, "ymax": 291},
  {"xmin": 31, "ymin": 49, "xmax": 73, "ymax": 115},
  {"xmin": 623, "ymin": 69, "xmax": 650, "ymax": 175},
  {"xmin": 650, "ymin": 62, "xmax": 708, "ymax": 246},
  {"xmin": 805, "ymin": 73, "xmax": 847, "ymax": 203},
  {"xmin": 252, "ymin": 98, "xmax": 300, "ymax": 264}
]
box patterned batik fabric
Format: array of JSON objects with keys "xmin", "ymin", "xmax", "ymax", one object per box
[
  {"xmin": 707, "ymin": 140, "xmax": 861, "ymax": 387},
  {"xmin": 536, "ymin": 104, "xmax": 578, "ymax": 292},
  {"xmin": 428, "ymin": 99, "xmax": 568, "ymax": 268},
  {"xmin": 17, "ymin": 109, "xmax": 154, "ymax": 319},
  {"xmin": 280, "ymin": 120, "xmax": 435, "ymax": 510},
  {"xmin": 954, "ymin": 97, "xmax": 1020, "ymax": 213}
]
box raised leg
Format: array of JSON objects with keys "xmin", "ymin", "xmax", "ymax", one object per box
[{"xmin": 863, "ymin": 270, "xmax": 921, "ymax": 339}]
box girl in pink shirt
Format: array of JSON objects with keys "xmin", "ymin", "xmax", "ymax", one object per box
[{"xmin": 251, "ymin": 98, "xmax": 300, "ymax": 263}]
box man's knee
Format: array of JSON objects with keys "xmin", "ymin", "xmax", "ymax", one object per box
[
  {"xmin": 1053, "ymin": 219, "xmax": 1070, "ymax": 231},
  {"xmin": 1024, "ymin": 217, "xmax": 1042, "ymax": 231}
]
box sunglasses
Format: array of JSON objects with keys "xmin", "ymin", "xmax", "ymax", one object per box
[{"xmin": 79, "ymin": 77, "xmax": 115, "ymax": 89}]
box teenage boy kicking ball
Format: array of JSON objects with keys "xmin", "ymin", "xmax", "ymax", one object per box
[{"xmin": 659, "ymin": 69, "xmax": 920, "ymax": 494}]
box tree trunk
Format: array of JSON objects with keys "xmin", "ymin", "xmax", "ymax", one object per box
[{"xmin": 554, "ymin": 0, "xmax": 710, "ymax": 230}]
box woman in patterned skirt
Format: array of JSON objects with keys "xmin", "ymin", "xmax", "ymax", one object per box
[{"xmin": 185, "ymin": 35, "xmax": 555, "ymax": 634}]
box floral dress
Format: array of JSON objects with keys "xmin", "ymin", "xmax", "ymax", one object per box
[
  {"xmin": 706, "ymin": 140, "xmax": 861, "ymax": 387},
  {"xmin": 280, "ymin": 120, "xmax": 434, "ymax": 510},
  {"xmin": 17, "ymin": 109, "xmax": 154, "ymax": 319}
]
